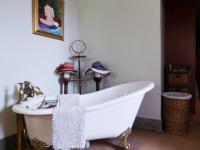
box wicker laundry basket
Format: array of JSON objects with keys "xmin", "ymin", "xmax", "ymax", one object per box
[{"xmin": 162, "ymin": 92, "xmax": 192, "ymax": 135}]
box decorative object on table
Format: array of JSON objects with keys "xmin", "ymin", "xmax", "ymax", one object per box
[
  {"xmin": 84, "ymin": 61, "xmax": 110, "ymax": 91},
  {"xmin": 56, "ymin": 40, "xmax": 109, "ymax": 94},
  {"xmin": 69, "ymin": 40, "xmax": 89, "ymax": 94},
  {"xmin": 55, "ymin": 61, "xmax": 77, "ymax": 94},
  {"xmin": 69, "ymin": 40, "xmax": 87, "ymax": 56},
  {"xmin": 17, "ymin": 81, "xmax": 43, "ymax": 104},
  {"xmin": 55, "ymin": 61, "xmax": 76, "ymax": 76},
  {"xmin": 32, "ymin": 0, "xmax": 64, "ymax": 40}
]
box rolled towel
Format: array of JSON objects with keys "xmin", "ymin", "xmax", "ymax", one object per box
[{"xmin": 52, "ymin": 106, "xmax": 86, "ymax": 149}]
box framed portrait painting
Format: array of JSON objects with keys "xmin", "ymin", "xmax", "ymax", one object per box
[{"xmin": 32, "ymin": 0, "xmax": 64, "ymax": 40}]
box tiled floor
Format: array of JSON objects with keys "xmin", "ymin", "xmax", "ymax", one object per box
[{"xmin": 88, "ymin": 100, "xmax": 200, "ymax": 150}]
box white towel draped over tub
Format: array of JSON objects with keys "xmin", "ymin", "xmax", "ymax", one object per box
[{"xmin": 52, "ymin": 106, "xmax": 86, "ymax": 150}]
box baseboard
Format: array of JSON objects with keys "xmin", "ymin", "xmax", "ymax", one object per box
[
  {"xmin": 133, "ymin": 117, "xmax": 162, "ymax": 132},
  {"xmin": 0, "ymin": 134, "xmax": 16, "ymax": 150}
]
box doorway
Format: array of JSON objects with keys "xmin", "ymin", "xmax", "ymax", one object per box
[
  {"xmin": 196, "ymin": 0, "xmax": 200, "ymax": 96},
  {"xmin": 163, "ymin": 0, "xmax": 196, "ymax": 114}
]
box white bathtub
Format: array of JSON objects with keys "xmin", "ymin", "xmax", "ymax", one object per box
[{"xmin": 12, "ymin": 81, "xmax": 154, "ymax": 146}]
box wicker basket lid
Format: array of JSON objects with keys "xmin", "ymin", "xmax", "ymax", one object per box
[{"xmin": 162, "ymin": 92, "xmax": 192, "ymax": 100}]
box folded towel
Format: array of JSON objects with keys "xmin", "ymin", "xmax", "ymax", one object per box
[{"xmin": 52, "ymin": 106, "xmax": 86, "ymax": 149}]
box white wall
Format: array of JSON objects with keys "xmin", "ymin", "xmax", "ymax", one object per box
[
  {"xmin": 79, "ymin": 0, "xmax": 161, "ymax": 120},
  {"xmin": 0, "ymin": 0, "xmax": 162, "ymax": 139},
  {"xmin": 0, "ymin": 0, "xmax": 80, "ymax": 139}
]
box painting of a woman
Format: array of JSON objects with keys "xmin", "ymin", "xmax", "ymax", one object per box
[
  {"xmin": 33, "ymin": 0, "xmax": 64, "ymax": 40},
  {"xmin": 40, "ymin": 0, "xmax": 59, "ymax": 27}
]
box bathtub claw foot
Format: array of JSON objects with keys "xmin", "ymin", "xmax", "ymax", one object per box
[
  {"xmin": 118, "ymin": 128, "xmax": 132, "ymax": 150},
  {"xmin": 85, "ymin": 141, "xmax": 90, "ymax": 148},
  {"xmin": 31, "ymin": 138, "xmax": 50, "ymax": 150}
]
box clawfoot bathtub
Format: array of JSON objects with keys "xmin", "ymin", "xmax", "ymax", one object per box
[{"xmin": 12, "ymin": 81, "xmax": 154, "ymax": 149}]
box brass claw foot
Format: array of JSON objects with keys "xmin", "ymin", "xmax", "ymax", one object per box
[
  {"xmin": 31, "ymin": 138, "xmax": 50, "ymax": 150},
  {"xmin": 118, "ymin": 128, "xmax": 132, "ymax": 150}
]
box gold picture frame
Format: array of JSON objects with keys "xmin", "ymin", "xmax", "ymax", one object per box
[{"xmin": 32, "ymin": 0, "xmax": 64, "ymax": 40}]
